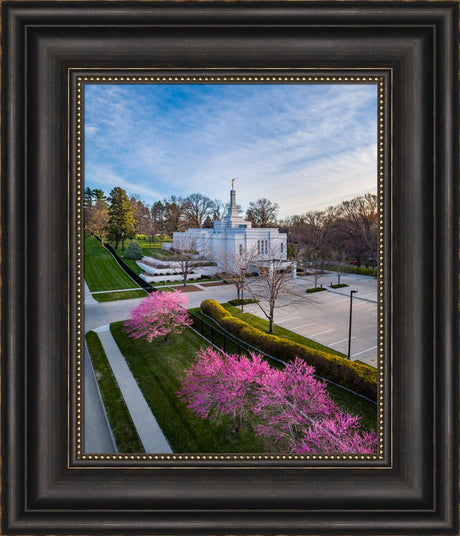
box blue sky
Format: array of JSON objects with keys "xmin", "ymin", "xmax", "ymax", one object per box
[{"xmin": 84, "ymin": 83, "xmax": 377, "ymax": 219}]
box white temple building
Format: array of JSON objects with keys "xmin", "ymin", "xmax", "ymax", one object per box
[{"xmin": 172, "ymin": 183, "xmax": 288, "ymax": 269}]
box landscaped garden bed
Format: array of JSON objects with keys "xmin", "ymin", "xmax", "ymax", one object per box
[{"xmin": 306, "ymin": 287, "xmax": 327, "ymax": 294}]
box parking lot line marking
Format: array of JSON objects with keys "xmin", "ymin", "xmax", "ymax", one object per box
[
  {"xmin": 290, "ymin": 322, "xmax": 318, "ymax": 329},
  {"xmin": 352, "ymin": 345, "xmax": 378, "ymax": 357},
  {"xmin": 309, "ymin": 328, "xmax": 336, "ymax": 337},
  {"xmin": 277, "ymin": 316, "xmax": 303, "ymax": 323},
  {"xmin": 330, "ymin": 337, "xmax": 355, "ymax": 346}
]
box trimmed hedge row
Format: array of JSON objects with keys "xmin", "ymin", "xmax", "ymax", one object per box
[
  {"xmin": 201, "ymin": 299, "xmax": 377, "ymax": 401},
  {"xmin": 323, "ymin": 264, "xmax": 377, "ymax": 277}
]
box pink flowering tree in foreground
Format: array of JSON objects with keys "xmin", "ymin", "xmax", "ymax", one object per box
[
  {"xmin": 179, "ymin": 348, "xmax": 377, "ymax": 454},
  {"xmin": 178, "ymin": 348, "xmax": 271, "ymax": 432},
  {"xmin": 124, "ymin": 290, "xmax": 192, "ymax": 342},
  {"xmin": 253, "ymin": 358, "xmax": 377, "ymax": 454}
]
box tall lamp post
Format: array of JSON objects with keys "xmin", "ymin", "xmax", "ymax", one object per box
[{"xmin": 347, "ymin": 290, "xmax": 358, "ymax": 360}]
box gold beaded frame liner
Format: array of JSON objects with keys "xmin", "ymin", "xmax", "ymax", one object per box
[{"xmin": 73, "ymin": 70, "xmax": 389, "ymax": 466}]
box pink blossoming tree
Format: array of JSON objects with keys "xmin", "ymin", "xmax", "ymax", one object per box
[
  {"xmin": 178, "ymin": 348, "xmax": 271, "ymax": 432},
  {"xmin": 179, "ymin": 349, "xmax": 377, "ymax": 454},
  {"xmin": 124, "ymin": 290, "xmax": 192, "ymax": 342},
  {"xmin": 253, "ymin": 358, "xmax": 377, "ymax": 454}
]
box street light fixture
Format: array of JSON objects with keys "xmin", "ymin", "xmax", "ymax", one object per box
[{"xmin": 347, "ymin": 290, "xmax": 358, "ymax": 360}]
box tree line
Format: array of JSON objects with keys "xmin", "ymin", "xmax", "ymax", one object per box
[
  {"xmin": 279, "ymin": 193, "xmax": 378, "ymax": 268},
  {"xmin": 84, "ymin": 187, "xmax": 281, "ymax": 245},
  {"xmin": 84, "ymin": 186, "xmax": 377, "ymax": 266}
]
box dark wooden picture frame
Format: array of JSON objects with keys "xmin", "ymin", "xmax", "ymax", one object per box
[{"xmin": 2, "ymin": 1, "xmax": 459, "ymax": 534}]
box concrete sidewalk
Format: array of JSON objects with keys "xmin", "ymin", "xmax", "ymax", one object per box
[
  {"xmin": 94, "ymin": 325, "xmax": 172, "ymax": 453},
  {"xmin": 85, "ymin": 280, "xmax": 99, "ymax": 305},
  {"xmin": 84, "ymin": 345, "xmax": 117, "ymax": 453}
]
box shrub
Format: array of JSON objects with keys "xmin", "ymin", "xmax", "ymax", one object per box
[
  {"xmin": 228, "ymin": 298, "xmax": 259, "ymax": 306},
  {"xmin": 125, "ymin": 240, "xmax": 143, "ymax": 260},
  {"xmin": 306, "ymin": 287, "xmax": 327, "ymax": 294},
  {"xmin": 322, "ymin": 264, "xmax": 377, "ymax": 277},
  {"xmin": 200, "ymin": 299, "xmax": 377, "ymax": 401},
  {"xmin": 355, "ymin": 267, "xmax": 376, "ymax": 276},
  {"xmin": 331, "ymin": 283, "xmax": 349, "ymax": 289}
]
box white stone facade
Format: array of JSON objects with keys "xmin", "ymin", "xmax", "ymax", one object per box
[{"xmin": 173, "ymin": 187, "xmax": 287, "ymax": 268}]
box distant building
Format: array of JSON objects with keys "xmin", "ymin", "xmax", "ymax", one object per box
[{"xmin": 172, "ymin": 184, "xmax": 288, "ymax": 268}]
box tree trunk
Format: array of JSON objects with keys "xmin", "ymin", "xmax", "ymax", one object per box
[
  {"xmin": 231, "ymin": 412, "xmax": 240, "ymax": 433},
  {"xmin": 163, "ymin": 333, "xmax": 169, "ymax": 342},
  {"xmin": 269, "ymin": 315, "xmax": 274, "ymax": 334},
  {"xmin": 115, "ymin": 239, "xmax": 119, "ymax": 250}
]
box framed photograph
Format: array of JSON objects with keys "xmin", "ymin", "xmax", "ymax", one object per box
[{"xmin": 2, "ymin": 1, "xmax": 458, "ymax": 534}]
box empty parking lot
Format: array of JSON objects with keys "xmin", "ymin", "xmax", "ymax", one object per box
[{"xmin": 243, "ymin": 273, "xmax": 378, "ymax": 367}]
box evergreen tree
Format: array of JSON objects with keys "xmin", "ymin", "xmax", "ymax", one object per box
[
  {"xmin": 125, "ymin": 239, "xmax": 143, "ymax": 260},
  {"xmin": 107, "ymin": 187, "xmax": 135, "ymax": 251}
]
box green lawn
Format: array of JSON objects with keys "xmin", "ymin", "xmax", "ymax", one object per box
[
  {"xmin": 221, "ymin": 303, "xmax": 348, "ymax": 358},
  {"xmin": 84, "ymin": 234, "xmax": 141, "ymax": 292},
  {"xmin": 152, "ymin": 278, "xmax": 220, "ymax": 288},
  {"xmin": 110, "ymin": 322, "xmax": 266, "ymax": 453},
  {"xmin": 85, "ymin": 331, "xmax": 144, "ymax": 453},
  {"xmin": 111, "ymin": 239, "xmax": 175, "ymax": 269},
  {"xmin": 110, "ymin": 242, "xmax": 146, "ymax": 274},
  {"xmin": 326, "ymin": 383, "xmax": 376, "ymax": 431},
  {"xmin": 189, "ymin": 307, "xmax": 377, "ymax": 431},
  {"xmin": 115, "ymin": 254, "xmax": 144, "ymax": 275},
  {"xmin": 147, "ymin": 248, "xmax": 176, "ymax": 260},
  {"xmin": 93, "ymin": 289, "xmax": 147, "ymax": 303}
]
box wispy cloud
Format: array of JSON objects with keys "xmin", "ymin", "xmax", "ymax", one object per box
[{"xmin": 84, "ymin": 83, "xmax": 377, "ymax": 217}]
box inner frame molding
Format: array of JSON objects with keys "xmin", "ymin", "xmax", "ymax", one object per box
[
  {"xmin": 73, "ymin": 70, "xmax": 389, "ymax": 465},
  {"xmin": 2, "ymin": 2, "xmax": 458, "ymax": 535}
]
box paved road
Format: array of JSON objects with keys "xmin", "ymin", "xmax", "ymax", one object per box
[{"xmin": 84, "ymin": 284, "xmax": 238, "ymax": 333}]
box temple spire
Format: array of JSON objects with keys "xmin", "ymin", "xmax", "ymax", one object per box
[{"xmin": 229, "ymin": 178, "xmax": 239, "ymax": 217}]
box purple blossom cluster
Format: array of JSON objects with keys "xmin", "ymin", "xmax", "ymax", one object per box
[{"xmin": 179, "ymin": 348, "xmax": 377, "ymax": 454}]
